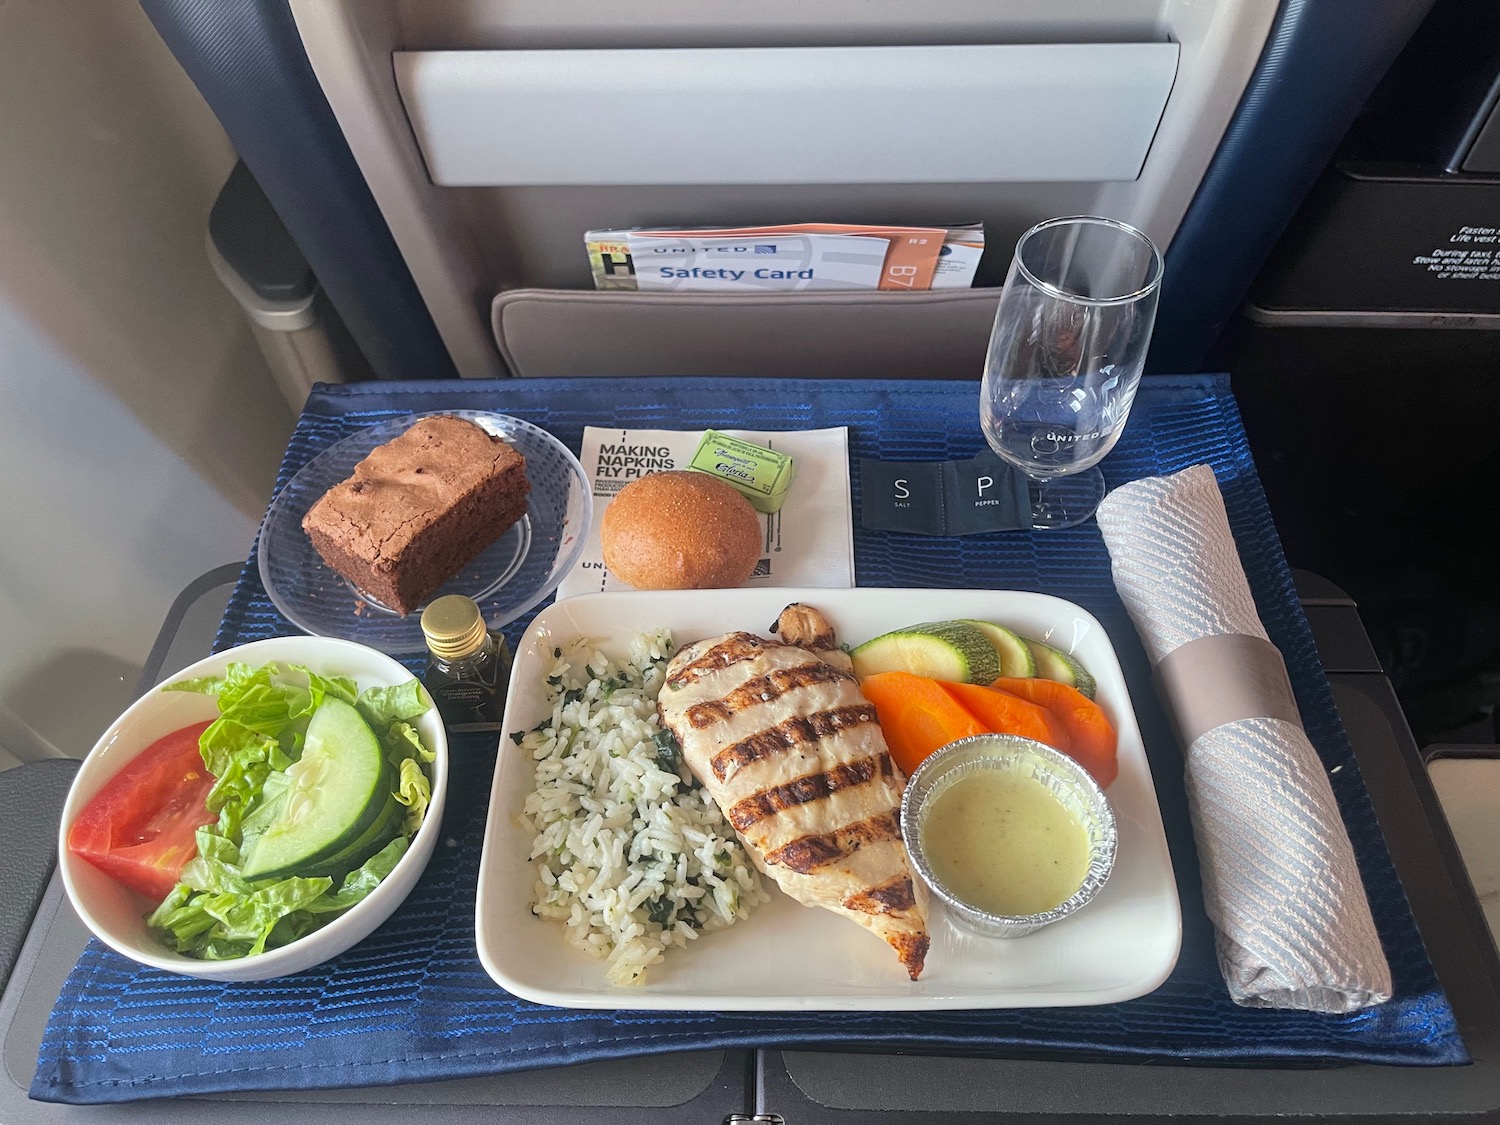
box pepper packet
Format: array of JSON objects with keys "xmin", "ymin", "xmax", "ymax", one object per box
[{"xmin": 859, "ymin": 450, "xmax": 1029, "ymax": 535}]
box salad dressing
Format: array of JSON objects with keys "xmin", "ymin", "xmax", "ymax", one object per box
[
  {"xmin": 921, "ymin": 770, "xmax": 1089, "ymax": 916},
  {"xmin": 420, "ymin": 595, "xmax": 510, "ymax": 732}
]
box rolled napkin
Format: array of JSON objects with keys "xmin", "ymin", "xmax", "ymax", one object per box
[{"xmin": 1096, "ymin": 464, "xmax": 1392, "ymax": 1013}]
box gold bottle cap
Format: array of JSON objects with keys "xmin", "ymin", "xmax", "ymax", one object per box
[{"xmin": 420, "ymin": 595, "xmax": 488, "ymax": 660}]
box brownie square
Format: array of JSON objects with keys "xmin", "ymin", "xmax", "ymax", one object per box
[{"xmin": 302, "ymin": 415, "xmax": 530, "ymax": 614}]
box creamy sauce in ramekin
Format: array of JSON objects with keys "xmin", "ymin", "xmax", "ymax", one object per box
[{"xmin": 921, "ymin": 770, "xmax": 1090, "ymax": 916}]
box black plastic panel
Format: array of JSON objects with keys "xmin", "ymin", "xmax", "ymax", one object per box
[{"xmin": 1253, "ymin": 164, "xmax": 1500, "ymax": 314}]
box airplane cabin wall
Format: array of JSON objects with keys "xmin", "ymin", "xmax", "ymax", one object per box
[{"xmin": 0, "ymin": 0, "xmax": 294, "ymax": 767}]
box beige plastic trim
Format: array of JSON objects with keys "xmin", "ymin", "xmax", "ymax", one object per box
[
  {"xmin": 290, "ymin": 0, "xmax": 1279, "ymax": 379},
  {"xmin": 395, "ymin": 43, "xmax": 1179, "ymax": 187},
  {"xmin": 491, "ymin": 287, "xmax": 1002, "ymax": 380},
  {"xmin": 288, "ymin": 1, "xmax": 506, "ymax": 377},
  {"xmin": 205, "ymin": 235, "xmax": 318, "ymax": 331}
]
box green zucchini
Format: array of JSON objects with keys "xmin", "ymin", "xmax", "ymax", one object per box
[
  {"xmin": 956, "ymin": 620, "xmax": 1036, "ymax": 680},
  {"xmin": 241, "ymin": 698, "xmax": 389, "ymax": 882},
  {"xmin": 850, "ymin": 621, "xmax": 1001, "ymax": 684},
  {"xmin": 1023, "ymin": 637, "xmax": 1098, "ymax": 699}
]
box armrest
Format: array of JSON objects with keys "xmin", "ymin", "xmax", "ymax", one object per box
[{"xmin": 0, "ymin": 759, "xmax": 79, "ymax": 994}]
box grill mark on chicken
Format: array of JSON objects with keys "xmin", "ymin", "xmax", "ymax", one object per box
[
  {"xmin": 890, "ymin": 932, "xmax": 930, "ymax": 981},
  {"xmin": 843, "ymin": 874, "xmax": 917, "ymax": 915},
  {"xmin": 683, "ymin": 660, "xmax": 853, "ymax": 730},
  {"xmin": 710, "ymin": 704, "xmax": 878, "ymax": 781},
  {"xmin": 764, "ymin": 810, "xmax": 902, "ymax": 874},
  {"xmin": 726, "ymin": 753, "xmax": 894, "ymax": 831},
  {"xmin": 661, "ymin": 610, "xmax": 929, "ymax": 981},
  {"xmin": 663, "ymin": 632, "xmax": 769, "ymax": 691}
]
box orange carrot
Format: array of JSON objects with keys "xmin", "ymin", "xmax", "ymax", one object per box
[
  {"xmin": 938, "ymin": 680, "xmax": 1072, "ymax": 752},
  {"xmin": 859, "ymin": 671, "xmax": 988, "ymax": 777},
  {"xmin": 989, "ymin": 677, "xmax": 1119, "ymax": 788}
]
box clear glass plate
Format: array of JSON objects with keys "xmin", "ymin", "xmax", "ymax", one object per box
[
  {"xmin": 477, "ymin": 586, "xmax": 1181, "ymax": 1010},
  {"xmin": 258, "ymin": 411, "xmax": 592, "ymax": 654}
]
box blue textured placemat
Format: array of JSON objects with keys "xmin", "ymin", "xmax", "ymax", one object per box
[{"xmin": 32, "ymin": 376, "xmax": 1466, "ymax": 1104}]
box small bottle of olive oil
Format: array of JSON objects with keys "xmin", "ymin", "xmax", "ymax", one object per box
[{"xmin": 419, "ymin": 595, "xmax": 511, "ymax": 732}]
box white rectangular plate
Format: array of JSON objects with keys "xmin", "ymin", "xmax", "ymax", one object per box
[{"xmin": 476, "ymin": 587, "xmax": 1181, "ymax": 1011}]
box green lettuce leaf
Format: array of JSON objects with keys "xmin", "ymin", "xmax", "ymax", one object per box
[
  {"xmin": 305, "ymin": 670, "xmax": 358, "ymax": 708},
  {"xmin": 358, "ymin": 681, "xmax": 432, "ymax": 731},
  {"xmin": 386, "ymin": 719, "xmax": 434, "ymax": 765},
  {"xmin": 394, "ymin": 757, "xmax": 432, "ymax": 836},
  {"xmin": 147, "ymin": 662, "xmax": 436, "ymax": 960},
  {"xmin": 304, "ymin": 838, "xmax": 410, "ymax": 914}
]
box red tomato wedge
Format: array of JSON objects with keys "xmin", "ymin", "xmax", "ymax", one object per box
[
  {"xmin": 68, "ymin": 720, "xmax": 218, "ymax": 901},
  {"xmin": 859, "ymin": 671, "xmax": 988, "ymax": 777},
  {"xmin": 938, "ymin": 680, "xmax": 1073, "ymax": 751},
  {"xmin": 989, "ymin": 678, "xmax": 1119, "ymax": 788}
]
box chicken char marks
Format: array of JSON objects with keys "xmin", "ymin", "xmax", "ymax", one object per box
[{"xmin": 658, "ymin": 605, "xmax": 929, "ymax": 979}]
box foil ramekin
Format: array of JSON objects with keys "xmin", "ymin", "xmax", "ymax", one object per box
[{"xmin": 901, "ymin": 733, "xmax": 1117, "ymax": 939}]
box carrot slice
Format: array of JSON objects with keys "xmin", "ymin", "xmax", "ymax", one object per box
[
  {"xmin": 859, "ymin": 671, "xmax": 988, "ymax": 777},
  {"xmin": 938, "ymin": 680, "xmax": 1072, "ymax": 752},
  {"xmin": 990, "ymin": 677, "xmax": 1119, "ymax": 788}
]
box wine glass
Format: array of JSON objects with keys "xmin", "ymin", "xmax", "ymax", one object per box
[{"xmin": 980, "ymin": 216, "xmax": 1163, "ymax": 530}]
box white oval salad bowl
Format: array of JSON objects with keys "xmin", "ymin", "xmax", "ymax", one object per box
[{"xmin": 58, "ymin": 636, "xmax": 448, "ymax": 982}]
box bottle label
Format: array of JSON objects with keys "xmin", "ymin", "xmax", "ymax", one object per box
[
  {"xmin": 423, "ymin": 631, "xmax": 511, "ymax": 733},
  {"xmin": 437, "ymin": 683, "xmax": 488, "ymax": 706},
  {"xmin": 429, "ymin": 680, "xmax": 504, "ymax": 731}
]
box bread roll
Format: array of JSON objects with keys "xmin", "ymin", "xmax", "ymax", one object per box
[{"xmin": 601, "ymin": 471, "xmax": 762, "ymax": 590}]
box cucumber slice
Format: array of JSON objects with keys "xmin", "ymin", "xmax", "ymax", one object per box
[
  {"xmin": 850, "ymin": 621, "xmax": 1001, "ymax": 684},
  {"xmin": 957, "ymin": 620, "xmax": 1036, "ymax": 680},
  {"xmin": 300, "ymin": 791, "xmax": 401, "ymax": 879},
  {"xmin": 1023, "ymin": 638, "xmax": 1098, "ymax": 700},
  {"xmin": 241, "ymin": 698, "xmax": 389, "ymax": 882}
]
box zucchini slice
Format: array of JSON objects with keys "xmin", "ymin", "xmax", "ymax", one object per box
[
  {"xmin": 957, "ymin": 619, "xmax": 1037, "ymax": 680},
  {"xmin": 850, "ymin": 621, "xmax": 1001, "ymax": 684},
  {"xmin": 1023, "ymin": 637, "xmax": 1098, "ymax": 700}
]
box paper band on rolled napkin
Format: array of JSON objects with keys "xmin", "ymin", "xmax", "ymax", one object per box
[
  {"xmin": 1154, "ymin": 633, "xmax": 1302, "ymax": 746},
  {"xmin": 1096, "ymin": 464, "xmax": 1393, "ymax": 1013}
]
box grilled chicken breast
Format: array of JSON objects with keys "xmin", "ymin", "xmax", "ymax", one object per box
[{"xmin": 658, "ymin": 605, "xmax": 929, "ymax": 979}]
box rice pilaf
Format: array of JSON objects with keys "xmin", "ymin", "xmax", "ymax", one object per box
[{"xmin": 518, "ymin": 630, "xmax": 767, "ymax": 985}]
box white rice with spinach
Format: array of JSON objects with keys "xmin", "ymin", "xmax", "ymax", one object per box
[{"xmin": 517, "ymin": 630, "xmax": 767, "ymax": 985}]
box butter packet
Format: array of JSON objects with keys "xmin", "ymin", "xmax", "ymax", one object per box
[{"xmin": 687, "ymin": 430, "xmax": 796, "ymax": 513}]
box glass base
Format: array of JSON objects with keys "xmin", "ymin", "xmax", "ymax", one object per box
[{"xmin": 1025, "ymin": 466, "xmax": 1107, "ymax": 530}]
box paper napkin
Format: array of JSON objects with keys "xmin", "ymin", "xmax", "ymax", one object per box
[
  {"xmin": 556, "ymin": 427, "xmax": 855, "ymax": 599},
  {"xmin": 1096, "ymin": 464, "xmax": 1393, "ymax": 1012}
]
